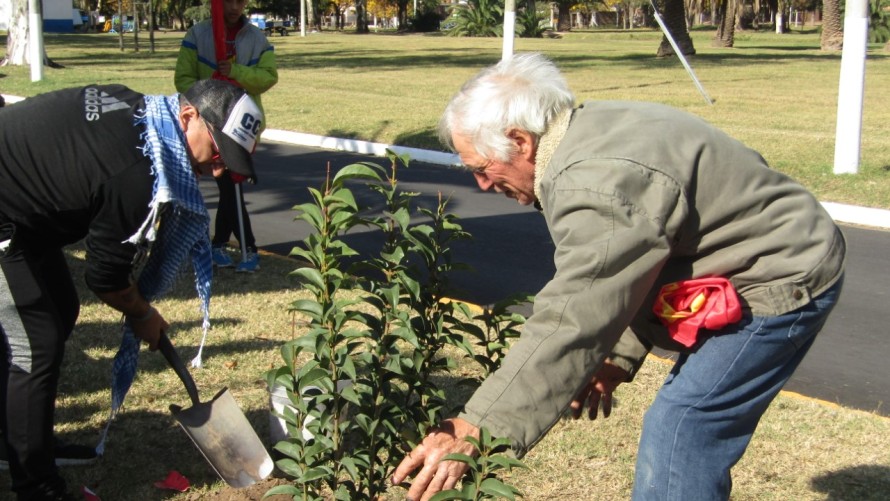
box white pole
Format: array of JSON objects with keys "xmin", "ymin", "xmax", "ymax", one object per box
[
  {"xmin": 649, "ymin": 0, "xmax": 713, "ymax": 105},
  {"xmin": 833, "ymin": 0, "xmax": 868, "ymax": 174},
  {"xmin": 28, "ymin": 0, "xmax": 43, "ymax": 82},
  {"xmin": 300, "ymin": 0, "xmax": 306, "ymax": 36},
  {"xmin": 234, "ymin": 182, "xmax": 248, "ymax": 262},
  {"xmin": 502, "ymin": 0, "xmax": 515, "ymax": 61}
]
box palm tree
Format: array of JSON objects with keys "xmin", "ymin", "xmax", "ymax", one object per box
[
  {"xmin": 821, "ymin": 0, "xmax": 843, "ymax": 50},
  {"xmin": 447, "ymin": 0, "xmax": 504, "ymax": 37},
  {"xmin": 713, "ymin": 0, "xmax": 737, "ymax": 47},
  {"xmin": 656, "ymin": 0, "xmax": 696, "ymax": 57}
]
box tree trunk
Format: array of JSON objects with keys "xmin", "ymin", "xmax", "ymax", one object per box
[
  {"xmin": 397, "ymin": 0, "xmax": 408, "ymax": 28},
  {"xmin": 556, "ymin": 4, "xmax": 572, "ymax": 31},
  {"xmin": 685, "ymin": 0, "xmax": 702, "ymax": 27},
  {"xmin": 820, "ymin": 0, "xmax": 843, "ymax": 50},
  {"xmin": 656, "ymin": 0, "xmax": 696, "ymax": 57},
  {"xmin": 713, "ymin": 0, "xmax": 736, "ymax": 47},
  {"xmin": 1, "ymin": 0, "xmax": 62, "ymax": 68},
  {"xmin": 354, "ymin": 0, "xmax": 369, "ymax": 32},
  {"xmin": 3, "ymin": 0, "xmax": 29, "ymax": 65}
]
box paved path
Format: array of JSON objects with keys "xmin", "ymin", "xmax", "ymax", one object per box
[{"xmin": 201, "ymin": 138, "xmax": 890, "ymax": 417}]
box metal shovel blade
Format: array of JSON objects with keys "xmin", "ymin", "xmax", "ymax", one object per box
[
  {"xmin": 170, "ymin": 388, "xmax": 274, "ymax": 488},
  {"xmin": 160, "ymin": 334, "xmax": 273, "ymax": 488}
]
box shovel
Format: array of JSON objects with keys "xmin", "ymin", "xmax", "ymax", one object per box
[{"xmin": 159, "ymin": 333, "xmax": 274, "ymax": 488}]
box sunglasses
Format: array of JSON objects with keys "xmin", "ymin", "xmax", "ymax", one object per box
[{"xmin": 205, "ymin": 121, "xmax": 222, "ymax": 163}]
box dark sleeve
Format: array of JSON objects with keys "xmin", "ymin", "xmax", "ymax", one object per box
[{"xmin": 84, "ymin": 160, "xmax": 154, "ymax": 293}]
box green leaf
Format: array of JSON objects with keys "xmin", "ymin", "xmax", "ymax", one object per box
[
  {"xmin": 290, "ymin": 267, "xmax": 325, "ymax": 290},
  {"xmin": 292, "ymin": 202, "xmax": 323, "ymax": 229},
  {"xmin": 441, "ymin": 452, "xmax": 477, "ymax": 470},
  {"xmin": 480, "ymin": 478, "xmax": 520, "ymax": 499},
  {"xmin": 485, "ymin": 456, "xmax": 528, "ymax": 471},
  {"xmin": 290, "ymin": 299, "xmax": 323, "ymax": 318},
  {"xmin": 262, "ymin": 484, "xmax": 301, "ymax": 496},
  {"xmin": 429, "ymin": 489, "xmax": 470, "ymax": 501},
  {"xmin": 332, "ymin": 162, "xmax": 384, "ymax": 185},
  {"xmin": 339, "ymin": 384, "xmax": 362, "ymax": 405},
  {"xmin": 272, "ymin": 441, "xmax": 303, "ymax": 460},
  {"xmin": 297, "ymin": 367, "xmax": 330, "ymax": 392},
  {"xmin": 300, "ymin": 466, "xmax": 334, "ymax": 482},
  {"xmin": 273, "ymin": 457, "xmax": 302, "ymax": 477}
]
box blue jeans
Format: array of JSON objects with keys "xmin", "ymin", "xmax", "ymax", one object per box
[{"xmin": 632, "ymin": 277, "xmax": 843, "ymax": 501}]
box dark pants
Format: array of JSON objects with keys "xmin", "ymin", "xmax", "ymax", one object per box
[
  {"xmin": 212, "ymin": 173, "xmax": 256, "ymax": 252},
  {"xmin": 0, "ymin": 224, "xmax": 78, "ymax": 499}
]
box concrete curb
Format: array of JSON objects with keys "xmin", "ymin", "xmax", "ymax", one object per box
[
  {"xmin": 261, "ymin": 127, "xmax": 890, "ymax": 231},
  {"xmin": 2, "ymin": 93, "xmax": 886, "ymax": 229}
]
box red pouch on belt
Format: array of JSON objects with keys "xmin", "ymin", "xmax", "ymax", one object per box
[{"xmin": 652, "ymin": 277, "xmax": 742, "ymax": 347}]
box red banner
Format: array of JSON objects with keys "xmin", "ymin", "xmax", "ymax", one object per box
[{"xmin": 210, "ymin": 0, "xmax": 237, "ymax": 84}]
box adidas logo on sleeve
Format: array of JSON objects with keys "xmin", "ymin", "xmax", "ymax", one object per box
[{"xmin": 83, "ymin": 87, "xmax": 131, "ymax": 121}]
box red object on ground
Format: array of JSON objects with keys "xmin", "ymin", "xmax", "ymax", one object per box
[
  {"xmin": 82, "ymin": 486, "xmax": 101, "ymax": 501},
  {"xmin": 154, "ymin": 470, "xmax": 191, "ymax": 492},
  {"xmin": 652, "ymin": 277, "xmax": 742, "ymax": 347}
]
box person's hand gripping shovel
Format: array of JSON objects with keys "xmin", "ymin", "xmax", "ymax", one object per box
[{"xmin": 158, "ymin": 333, "xmax": 274, "ymax": 488}]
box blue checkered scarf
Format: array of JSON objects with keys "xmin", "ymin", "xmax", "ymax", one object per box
[{"xmin": 98, "ymin": 94, "xmax": 213, "ymax": 454}]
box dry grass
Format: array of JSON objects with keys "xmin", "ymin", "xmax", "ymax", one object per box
[{"xmin": 1, "ymin": 245, "xmax": 887, "ymax": 500}]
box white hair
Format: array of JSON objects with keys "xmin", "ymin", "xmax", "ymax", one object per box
[{"xmin": 438, "ymin": 53, "xmax": 575, "ymax": 162}]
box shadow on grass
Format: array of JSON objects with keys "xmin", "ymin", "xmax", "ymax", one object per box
[{"xmin": 811, "ymin": 465, "xmax": 890, "ymax": 501}]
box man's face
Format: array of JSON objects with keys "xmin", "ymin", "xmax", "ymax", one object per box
[
  {"xmin": 224, "ymin": 0, "xmax": 248, "ymax": 26},
  {"xmin": 186, "ymin": 118, "xmax": 227, "ymax": 178},
  {"xmin": 453, "ymin": 132, "xmax": 537, "ymax": 206}
]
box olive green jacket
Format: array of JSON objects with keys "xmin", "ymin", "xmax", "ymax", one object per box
[{"xmin": 458, "ymin": 101, "xmax": 846, "ymax": 457}]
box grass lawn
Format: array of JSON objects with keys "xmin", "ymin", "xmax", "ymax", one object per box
[
  {"xmin": 1, "ymin": 27, "xmax": 889, "ymax": 208},
  {"xmin": 0, "ymin": 248, "xmax": 884, "ymax": 500},
  {"xmin": 0, "ymin": 26, "xmax": 889, "ymax": 500}
]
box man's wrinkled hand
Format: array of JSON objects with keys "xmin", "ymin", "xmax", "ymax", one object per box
[
  {"xmin": 391, "ymin": 418, "xmax": 480, "ymax": 501},
  {"xmin": 569, "ymin": 359, "xmax": 629, "ymax": 420}
]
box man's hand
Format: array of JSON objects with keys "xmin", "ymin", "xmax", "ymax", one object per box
[
  {"xmin": 391, "ymin": 418, "xmax": 480, "ymax": 501},
  {"xmin": 128, "ymin": 307, "xmax": 170, "ymax": 351},
  {"xmin": 95, "ymin": 285, "xmax": 169, "ymax": 351},
  {"xmin": 569, "ymin": 359, "xmax": 629, "ymax": 420},
  {"xmin": 216, "ymin": 59, "xmax": 232, "ymax": 77}
]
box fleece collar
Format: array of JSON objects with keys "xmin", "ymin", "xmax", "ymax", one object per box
[{"xmin": 533, "ymin": 108, "xmax": 574, "ymax": 206}]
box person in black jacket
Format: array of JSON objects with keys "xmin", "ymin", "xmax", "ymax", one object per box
[{"xmin": 0, "ymin": 80, "xmax": 262, "ymax": 501}]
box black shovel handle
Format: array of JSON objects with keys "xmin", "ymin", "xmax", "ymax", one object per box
[{"xmin": 158, "ymin": 333, "xmax": 201, "ymax": 406}]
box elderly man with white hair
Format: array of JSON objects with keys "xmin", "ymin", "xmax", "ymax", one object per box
[{"xmin": 393, "ymin": 53, "xmax": 845, "ymax": 501}]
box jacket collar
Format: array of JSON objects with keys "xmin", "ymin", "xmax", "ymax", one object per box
[{"xmin": 533, "ymin": 108, "xmax": 574, "ymax": 206}]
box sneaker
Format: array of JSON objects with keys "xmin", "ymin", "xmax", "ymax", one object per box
[
  {"xmin": 27, "ymin": 476, "xmax": 77, "ymax": 501},
  {"xmin": 0, "ymin": 440, "xmax": 98, "ymax": 470},
  {"xmin": 53, "ymin": 440, "xmax": 98, "ymax": 467},
  {"xmin": 235, "ymin": 251, "xmax": 260, "ymax": 273},
  {"xmin": 212, "ymin": 247, "xmax": 234, "ymax": 268}
]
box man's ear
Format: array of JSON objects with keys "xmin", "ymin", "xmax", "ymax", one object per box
[
  {"xmin": 178, "ymin": 104, "xmax": 200, "ymax": 131},
  {"xmin": 508, "ymin": 129, "xmax": 536, "ymax": 161}
]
